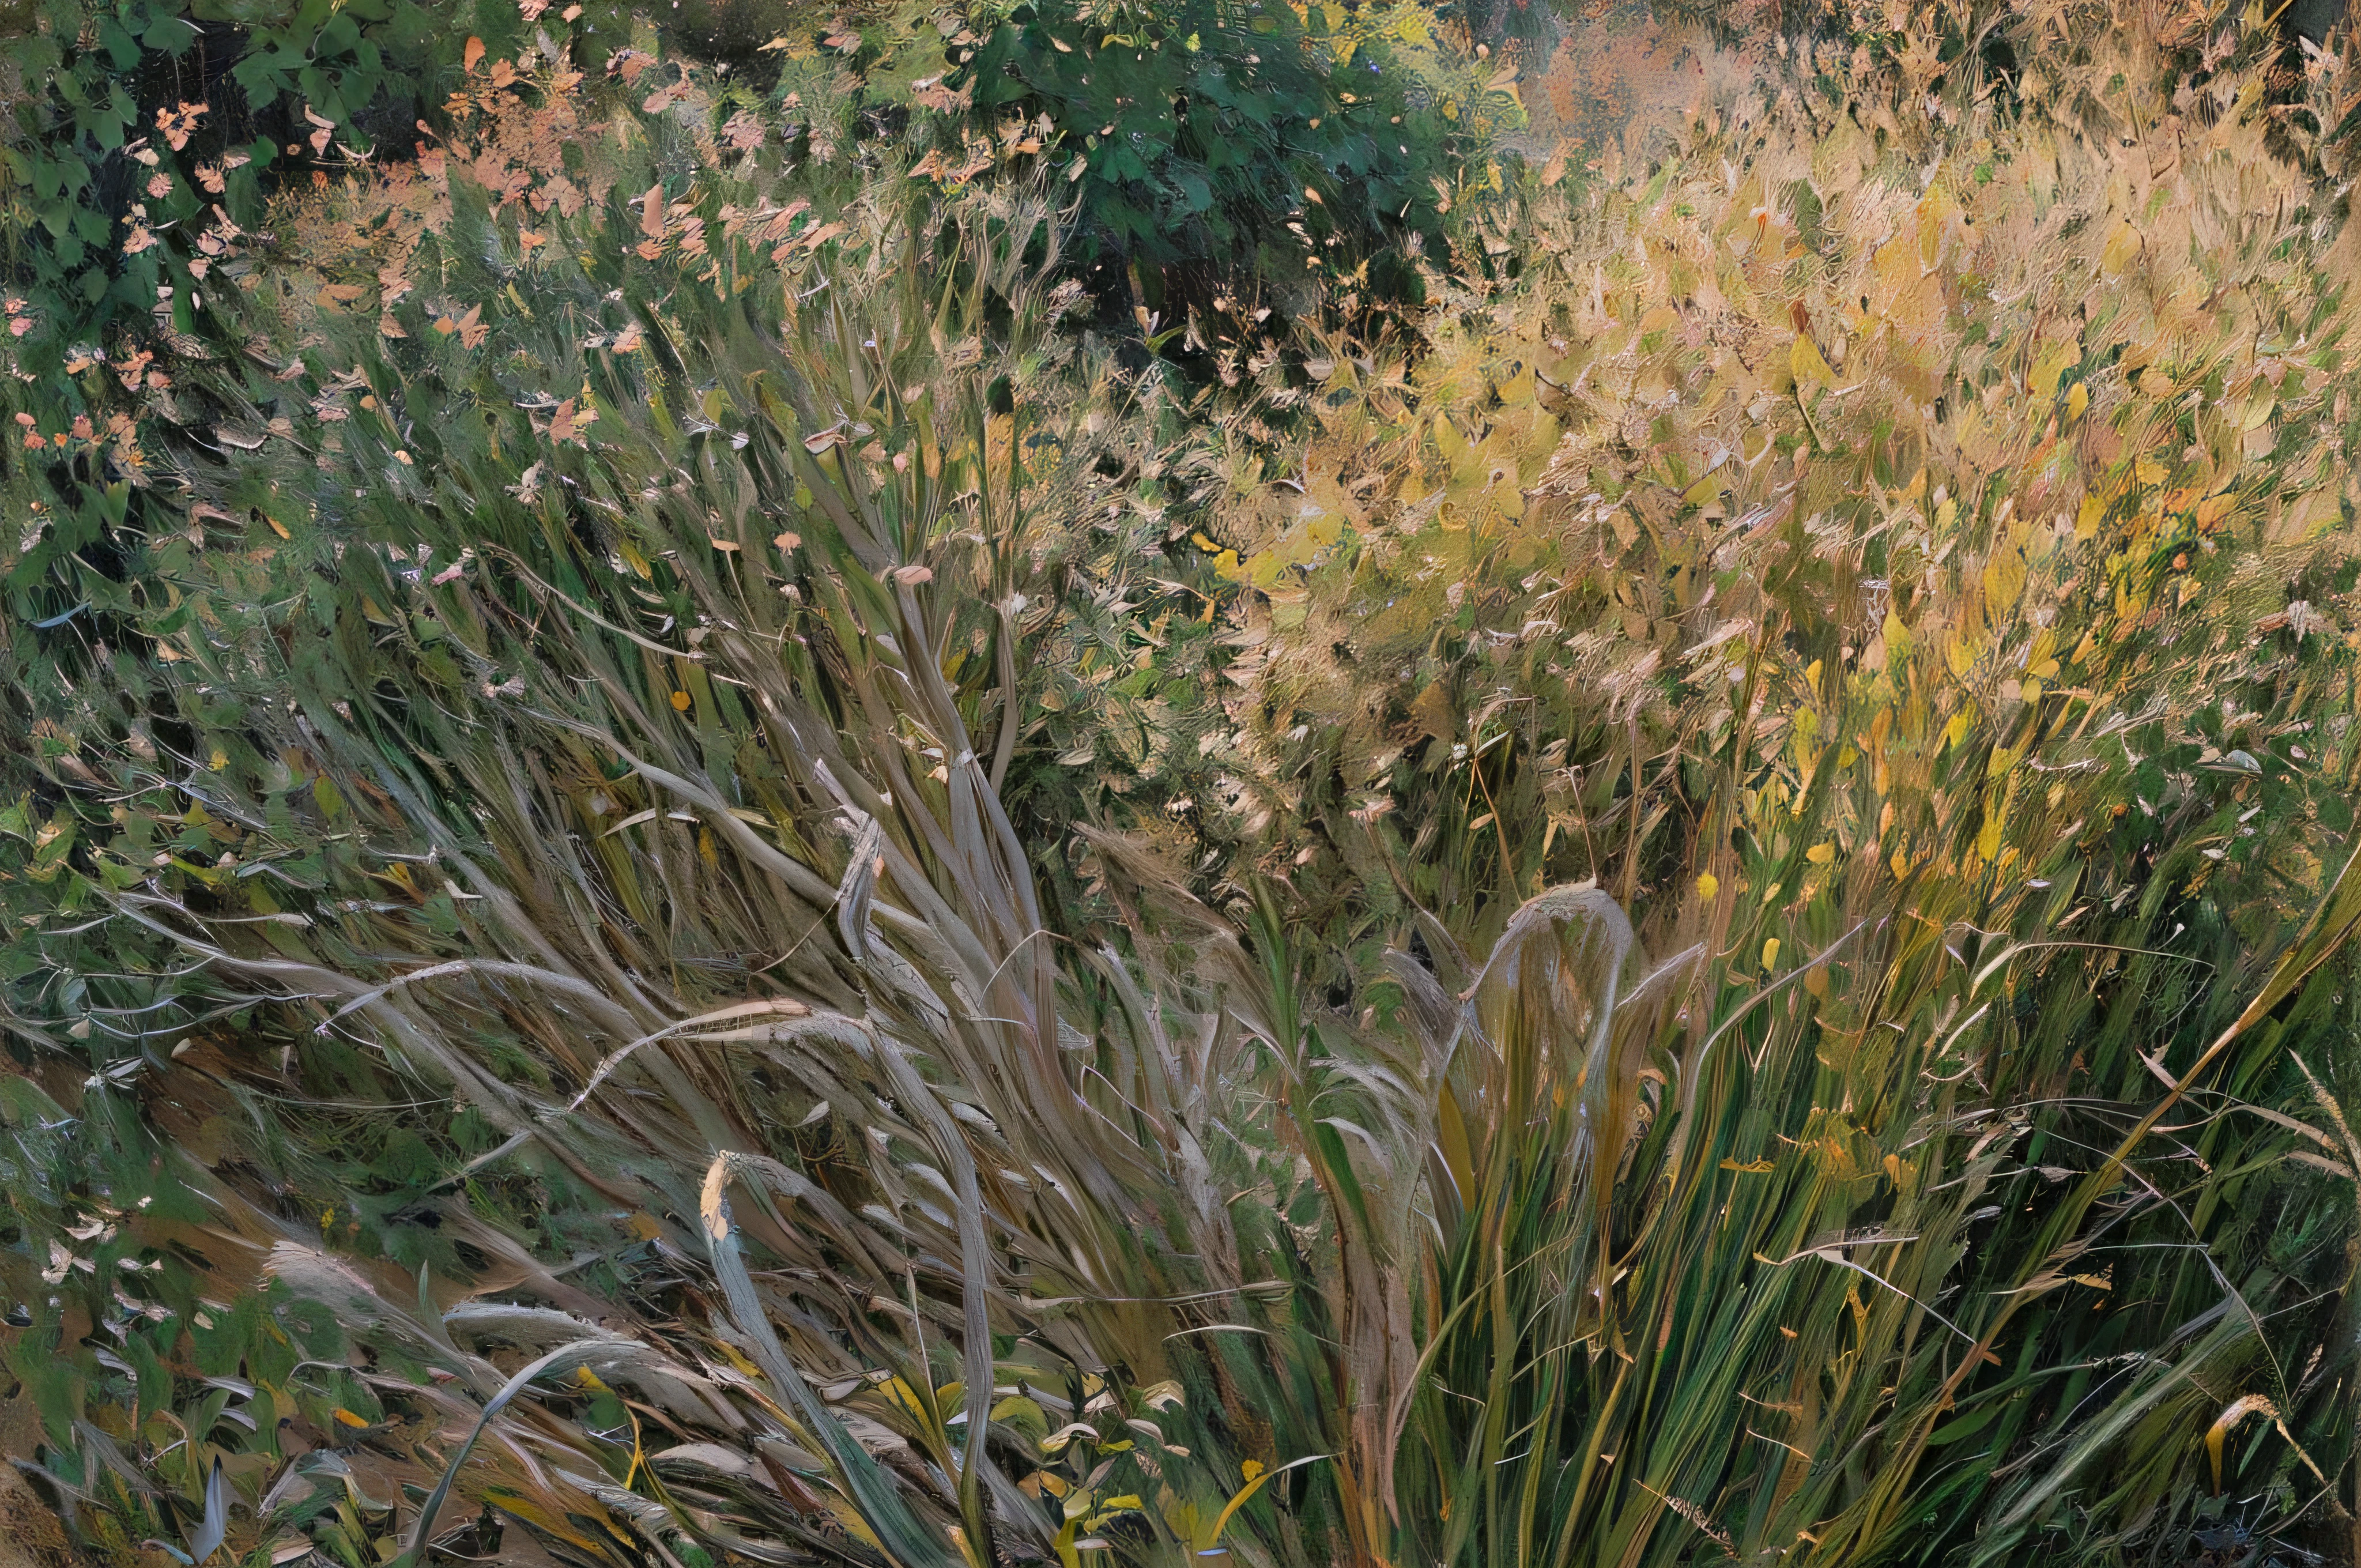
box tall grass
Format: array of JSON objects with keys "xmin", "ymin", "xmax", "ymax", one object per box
[
  {"xmin": 1195, "ymin": 3, "xmax": 2361, "ymax": 1561},
  {"xmin": 0, "ymin": 3, "xmax": 2358, "ymax": 1567}
]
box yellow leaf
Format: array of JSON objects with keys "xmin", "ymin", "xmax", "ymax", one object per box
[
  {"xmin": 2100, "ymin": 222, "xmax": 2143, "ymax": 276},
  {"xmin": 2065, "ymin": 381, "xmax": 2089, "ymax": 421},
  {"xmin": 1719, "ymin": 1157, "xmax": 1775, "ymax": 1173},
  {"xmin": 1201, "ymin": 1456, "xmax": 1317, "ymax": 1553},
  {"xmin": 1917, "ymin": 182, "xmax": 1959, "ymax": 269},
  {"xmin": 2075, "ymin": 493, "xmax": 2105, "ymax": 538},
  {"xmin": 1976, "ymin": 789, "xmax": 2008, "ymax": 862},
  {"xmin": 2028, "ymin": 341, "xmax": 2079, "ymax": 402},
  {"xmin": 1805, "ymin": 842, "xmax": 1834, "ymax": 864},
  {"xmin": 1790, "ymin": 333, "xmax": 1836, "ymax": 391},
  {"xmin": 331, "ymin": 1408, "xmax": 371, "ymax": 1428},
  {"xmin": 1943, "ymin": 712, "xmax": 1971, "ymax": 751},
  {"xmin": 1982, "ymin": 548, "xmax": 2026, "ymax": 613},
  {"xmin": 1431, "ymin": 416, "xmax": 1470, "ymax": 473},
  {"xmin": 2205, "ymin": 1395, "xmax": 2281, "ymax": 1491},
  {"xmin": 1761, "ymin": 937, "xmax": 1782, "ymax": 971}
]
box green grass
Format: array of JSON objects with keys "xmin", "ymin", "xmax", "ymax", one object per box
[{"xmin": 0, "ymin": 2, "xmax": 2358, "ymax": 1566}]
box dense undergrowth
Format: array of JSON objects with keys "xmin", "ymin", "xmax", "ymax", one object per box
[{"xmin": 2, "ymin": 0, "xmax": 2361, "ymax": 1565}]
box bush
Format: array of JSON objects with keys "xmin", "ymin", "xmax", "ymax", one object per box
[{"xmin": 951, "ymin": 0, "xmax": 1521, "ymax": 330}]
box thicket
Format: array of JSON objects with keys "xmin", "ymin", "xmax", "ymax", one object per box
[{"xmin": 1, "ymin": 0, "xmax": 2359, "ymax": 1565}]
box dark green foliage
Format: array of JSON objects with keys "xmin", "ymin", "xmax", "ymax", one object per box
[
  {"xmin": 3, "ymin": 0, "xmax": 438, "ymax": 387},
  {"xmin": 952, "ymin": 0, "xmax": 1495, "ymax": 322}
]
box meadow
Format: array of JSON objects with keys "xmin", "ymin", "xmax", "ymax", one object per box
[{"xmin": 0, "ymin": 0, "xmax": 2359, "ymax": 1563}]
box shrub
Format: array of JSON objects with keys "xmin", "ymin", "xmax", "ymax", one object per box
[{"xmin": 951, "ymin": 0, "xmax": 1522, "ymax": 331}]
